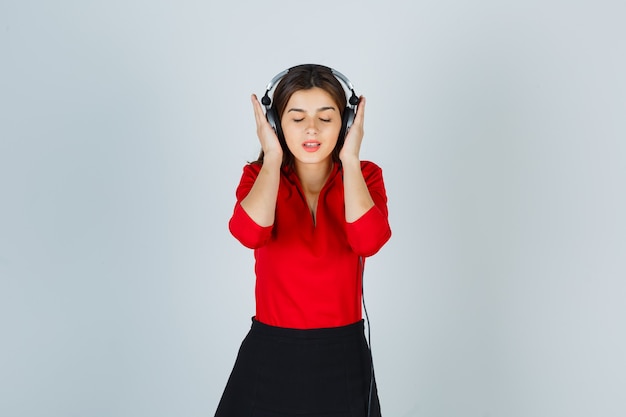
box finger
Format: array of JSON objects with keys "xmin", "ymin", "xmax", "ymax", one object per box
[
  {"xmin": 354, "ymin": 96, "xmax": 366, "ymax": 125},
  {"xmin": 251, "ymin": 94, "xmax": 264, "ymax": 125}
]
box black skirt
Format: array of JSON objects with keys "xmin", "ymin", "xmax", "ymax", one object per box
[{"xmin": 214, "ymin": 318, "xmax": 382, "ymax": 417}]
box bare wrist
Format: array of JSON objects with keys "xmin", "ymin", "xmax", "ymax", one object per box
[
  {"xmin": 339, "ymin": 154, "xmax": 360, "ymax": 168},
  {"xmin": 262, "ymin": 151, "xmax": 283, "ymax": 168}
]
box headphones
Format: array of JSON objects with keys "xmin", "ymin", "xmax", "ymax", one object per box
[{"xmin": 260, "ymin": 65, "xmax": 360, "ymax": 147}]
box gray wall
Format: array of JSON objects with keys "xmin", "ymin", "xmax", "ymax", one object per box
[{"xmin": 1, "ymin": 1, "xmax": 624, "ymax": 416}]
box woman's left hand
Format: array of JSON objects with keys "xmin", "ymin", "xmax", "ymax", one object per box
[{"xmin": 339, "ymin": 96, "xmax": 366, "ymax": 163}]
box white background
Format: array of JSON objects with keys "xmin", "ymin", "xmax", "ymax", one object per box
[{"xmin": 1, "ymin": 1, "xmax": 625, "ymax": 416}]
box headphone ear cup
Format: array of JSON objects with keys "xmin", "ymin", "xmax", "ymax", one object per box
[
  {"xmin": 265, "ymin": 106, "xmax": 277, "ymax": 131},
  {"xmin": 266, "ymin": 106, "xmax": 285, "ymax": 144},
  {"xmin": 338, "ymin": 106, "xmax": 356, "ymax": 148}
]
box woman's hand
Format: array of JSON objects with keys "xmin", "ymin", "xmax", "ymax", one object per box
[
  {"xmin": 339, "ymin": 96, "xmax": 375, "ymax": 222},
  {"xmin": 339, "ymin": 96, "xmax": 366, "ymax": 163},
  {"xmin": 251, "ymin": 94, "xmax": 283, "ymax": 162},
  {"xmin": 240, "ymin": 95, "xmax": 284, "ymax": 227}
]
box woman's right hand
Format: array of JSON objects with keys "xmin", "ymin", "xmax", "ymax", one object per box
[
  {"xmin": 240, "ymin": 95, "xmax": 283, "ymax": 227},
  {"xmin": 251, "ymin": 94, "xmax": 283, "ymax": 161}
]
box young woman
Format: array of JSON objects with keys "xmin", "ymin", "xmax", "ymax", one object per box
[{"xmin": 215, "ymin": 64, "xmax": 391, "ymax": 417}]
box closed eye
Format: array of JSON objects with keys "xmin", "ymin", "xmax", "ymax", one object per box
[{"xmin": 319, "ymin": 118, "xmax": 331, "ymax": 123}]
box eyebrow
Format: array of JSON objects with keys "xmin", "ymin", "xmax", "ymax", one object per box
[{"xmin": 287, "ymin": 106, "xmax": 337, "ymax": 113}]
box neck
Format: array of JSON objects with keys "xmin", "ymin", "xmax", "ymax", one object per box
[{"xmin": 294, "ymin": 160, "xmax": 333, "ymax": 194}]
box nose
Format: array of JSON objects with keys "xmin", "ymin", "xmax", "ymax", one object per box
[{"xmin": 305, "ymin": 119, "xmax": 318, "ymax": 135}]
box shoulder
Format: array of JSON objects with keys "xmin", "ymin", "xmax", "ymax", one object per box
[
  {"xmin": 238, "ymin": 162, "xmax": 263, "ymax": 180},
  {"xmin": 238, "ymin": 162, "xmax": 294, "ymax": 186},
  {"xmin": 359, "ymin": 160, "xmax": 382, "ymax": 172},
  {"xmin": 359, "ymin": 160, "xmax": 384, "ymax": 178},
  {"xmin": 356, "ymin": 160, "xmax": 387, "ymax": 190},
  {"xmin": 242, "ymin": 162, "xmax": 263, "ymax": 174}
]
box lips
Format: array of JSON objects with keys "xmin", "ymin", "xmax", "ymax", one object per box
[{"xmin": 302, "ymin": 140, "xmax": 321, "ymax": 152}]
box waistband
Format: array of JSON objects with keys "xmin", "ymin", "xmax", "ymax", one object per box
[{"xmin": 250, "ymin": 317, "xmax": 365, "ymax": 340}]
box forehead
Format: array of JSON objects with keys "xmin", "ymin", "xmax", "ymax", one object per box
[{"xmin": 286, "ymin": 87, "xmax": 339, "ymax": 109}]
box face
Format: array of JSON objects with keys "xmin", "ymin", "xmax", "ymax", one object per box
[{"xmin": 281, "ymin": 87, "xmax": 342, "ymax": 167}]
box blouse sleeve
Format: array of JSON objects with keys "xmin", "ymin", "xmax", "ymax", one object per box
[
  {"xmin": 228, "ymin": 163, "xmax": 274, "ymax": 249},
  {"xmin": 345, "ymin": 161, "xmax": 392, "ymax": 257}
]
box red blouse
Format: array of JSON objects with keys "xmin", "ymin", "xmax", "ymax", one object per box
[{"xmin": 228, "ymin": 161, "xmax": 391, "ymax": 329}]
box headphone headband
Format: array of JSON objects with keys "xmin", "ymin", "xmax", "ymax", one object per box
[
  {"xmin": 261, "ymin": 65, "xmax": 359, "ymax": 109},
  {"xmin": 330, "ymin": 68, "xmax": 360, "ymax": 106},
  {"xmin": 261, "ymin": 69, "xmax": 289, "ymax": 105}
]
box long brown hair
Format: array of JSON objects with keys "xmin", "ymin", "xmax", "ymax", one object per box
[{"xmin": 255, "ymin": 64, "xmax": 347, "ymax": 168}]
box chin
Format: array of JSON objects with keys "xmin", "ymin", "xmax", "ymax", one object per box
[{"xmin": 295, "ymin": 153, "xmax": 333, "ymax": 165}]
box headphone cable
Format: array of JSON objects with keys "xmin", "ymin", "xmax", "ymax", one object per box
[{"xmin": 360, "ymin": 256, "xmax": 374, "ymax": 417}]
